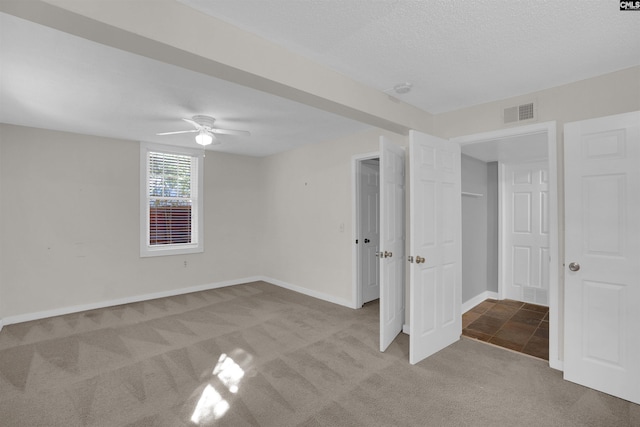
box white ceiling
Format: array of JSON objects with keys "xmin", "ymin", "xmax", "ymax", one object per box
[
  {"xmin": 0, "ymin": 12, "xmax": 370, "ymax": 157},
  {"xmin": 1, "ymin": 1, "xmax": 639, "ymax": 157},
  {"xmin": 180, "ymin": 0, "xmax": 640, "ymax": 113}
]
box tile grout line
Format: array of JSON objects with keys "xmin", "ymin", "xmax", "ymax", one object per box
[
  {"xmin": 488, "ymin": 303, "xmax": 525, "ymax": 351},
  {"xmin": 463, "ymin": 301, "xmax": 549, "ymax": 358}
]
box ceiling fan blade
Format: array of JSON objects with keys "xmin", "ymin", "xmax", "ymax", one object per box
[
  {"xmin": 182, "ymin": 118, "xmax": 202, "ymax": 129},
  {"xmin": 156, "ymin": 129, "xmax": 198, "ymax": 136},
  {"xmin": 211, "ymin": 128, "xmax": 251, "ymax": 136}
]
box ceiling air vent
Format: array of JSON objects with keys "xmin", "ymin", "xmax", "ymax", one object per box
[{"xmin": 503, "ymin": 101, "xmax": 536, "ymax": 124}]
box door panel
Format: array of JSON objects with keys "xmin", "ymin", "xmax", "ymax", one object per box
[
  {"xmin": 379, "ymin": 137, "xmax": 405, "ymax": 352},
  {"xmin": 409, "ymin": 131, "xmax": 461, "ymax": 365},
  {"xmin": 360, "ymin": 160, "xmax": 380, "ymax": 304},
  {"xmin": 503, "ymin": 161, "xmax": 549, "ymax": 304},
  {"xmin": 564, "ymin": 111, "xmax": 640, "ymax": 404}
]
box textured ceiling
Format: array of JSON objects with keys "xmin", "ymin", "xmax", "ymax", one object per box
[
  {"xmin": 181, "ymin": 0, "xmax": 640, "ymax": 113},
  {"xmin": 1, "ymin": 1, "xmax": 639, "ymax": 157}
]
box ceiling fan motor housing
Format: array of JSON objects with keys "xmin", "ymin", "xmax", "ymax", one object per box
[{"xmin": 192, "ymin": 115, "xmax": 216, "ymax": 129}]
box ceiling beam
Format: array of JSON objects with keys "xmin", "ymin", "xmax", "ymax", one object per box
[{"xmin": 1, "ymin": 0, "xmax": 434, "ymax": 135}]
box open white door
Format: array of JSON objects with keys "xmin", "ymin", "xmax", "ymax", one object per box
[
  {"xmin": 564, "ymin": 111, "xmax": 640, "ymax": 404},
  {"xmin": 409, "ymin": 131, "xmax": 461, "ymax": 365},
  {"xmin": 379, "ymin": 136, "xmax": 405, "ymax": 352}
]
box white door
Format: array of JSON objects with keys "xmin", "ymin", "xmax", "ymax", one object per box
[
  {"xmin": 360, "ymin": 160, "xmax": 380, "ymax": 304},
  {"xmin": 564, "ymin": 111, "xmax": 640, "ymax": 404},
  {"xmin": 503, "ymin": 161, "xmax": 550, "ymax": 305},
  {"xmin": 379, "ymin": 136, "xmax": 405, "ymax": 352},
  {"xmin": 409, "ymin": 131, "xmax": 462, "ymax": 365}
]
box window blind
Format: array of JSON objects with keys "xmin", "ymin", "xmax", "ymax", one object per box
[{"xmin": 148, "ymin": 152, "xmax": 195, "ymax": 246}]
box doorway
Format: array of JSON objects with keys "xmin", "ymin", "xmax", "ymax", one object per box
[
  {"xmin": 352, "ymin": 153, "xmax": 381, "ymax": 308},
  {"xmin": 452, "ymin": 121, "xmax": 560, "ymax": 369},
  {"xmin": 359, "ymin": 158, "xmax": 380, "ymax": 305},
  {"xmin": 352, "ymin": 138, "xmax": 406, "ymax": 354}
]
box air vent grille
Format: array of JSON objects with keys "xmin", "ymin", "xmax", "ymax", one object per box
[
  {"xmin": 503, "ymin": 101, "xmax": 536, "ymax": 124},
  {"xmin": 519, "ymin": 103, "xmax": 534, "ymax": 120}
]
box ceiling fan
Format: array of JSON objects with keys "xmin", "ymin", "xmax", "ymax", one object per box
[{"xmin": 157, "ymin": 115, "xmax": 251, "ymax": 146}]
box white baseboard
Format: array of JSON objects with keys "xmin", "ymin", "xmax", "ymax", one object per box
[
  {"xmin": 0, "ymin": 276, "xmax": 356, "ymax": 328},
  {"xmin": 0, "ymin": 276, "xmax": 264, "ymax": 327},
  {"xmin": 461, "ymin": 291, "xmax": 499, "ymax": 314},
  {"xmin": 549, "ymin": 359, "xmax": 563, "ymax": 371},
  {"xmin": 259, "ymin": 276, "xmax": 352, "ymax": 308}
]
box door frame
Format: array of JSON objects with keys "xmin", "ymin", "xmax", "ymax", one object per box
[
  {"xmin": 451, "ymin": 121, "xmax": 561, "ymax": 370},
  {"xmin": 351, "ymin": 151, "xmax": 381, "ymax": 309}
]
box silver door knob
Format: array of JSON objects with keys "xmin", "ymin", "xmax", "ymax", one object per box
[
  {"xmin": 384, "ymin": 251, "xmax": 393, "ymax": 258},
  {"xmin": 568, "ymin": 262, "xmax": 580, "ymax": 272},
  {"xmin": 415, "ymin": 256, "xmax": 425, "ymax": 264}
]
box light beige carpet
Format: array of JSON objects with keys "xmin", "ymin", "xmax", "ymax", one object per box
[{"xmin": 0, "ymin": 281, "xmax": 637, "ymax": 426}]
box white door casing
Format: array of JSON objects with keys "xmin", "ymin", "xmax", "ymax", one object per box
[
  {"xmin": 379, "ymin": 137, "xmax": 405, "ymax": 352},
  {"xmin": 409, "ymin": 131, "xmax": 462, "ymax": 365},
  {"xmin": 453, "ymin": 121, "xmax": 559, "ymax": 369},
  {"xmin": 360, "ymin": 160, "xmax": 380, "ymax": 304},
  {"xmin": 503, "ymin": 161, "xmax": 550, "ymax": 305},
  {"xmin": 564, "ymin": 111, "xmax": 640, "ymax": 404}
]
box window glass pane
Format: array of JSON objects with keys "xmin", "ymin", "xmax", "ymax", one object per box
[
  {"xmin": 149, "ymin": 199, "xmax": 192, "ymax": 245},
  {"xmin": 148, "ymin": 152, "xmax": 191, "ymax": 198},
  {"xmin": 148, "ymin": 151, "xmax": 194, "ymax": 247}
]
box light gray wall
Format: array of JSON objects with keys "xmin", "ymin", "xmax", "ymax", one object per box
[
  {"xmin": 258, "ymin": 128, "xmax": 406, "ymax": 304},
  {"xmin": 486, "ymin": 162, "xmax": 499, "ymax": 293},
  {"xmin": 1, "ymin": 68, "xmax": 639, "ymax": 324},
  {"xmin": 0, "ymin": 126, "xmax": 3, "ymax": 325},
  {"xmin": 461, "ymin": 155, "xmax": 489, "ymax": 303},
  {"xmin": 0, "ymin": 124, "xmax": 263, "ymax": 319}
]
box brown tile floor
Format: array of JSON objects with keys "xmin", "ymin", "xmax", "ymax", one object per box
[{"xmin": 462, "ymin": 299, "xmax": 549, "ymax": 360}]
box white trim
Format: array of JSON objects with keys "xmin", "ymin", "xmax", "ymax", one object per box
[
  {"xmin": 0, "ymin": 276, "xmax": 356, "ymax": 328},
  {"xmin": 351, "ymin": 151, "xmax": 381, "ymax": 310},
  {"xmin": 498, "ymin": 162, "xmax": 506, "ymax": 300},
  {"xmin": 139, "ymin": 142, "xmax": 205, "ymax": 258},
  {"xmin": 1, "ymin": 276, "xmax": 262, "ymax": 327},
  {"xmin": 402, "ymin": 324, "xmax": 409, "ymax": 335},
  {"xmin": 451, "ymin": 121, "xmax": 561, "ymax": 371},
  {"xmin": 453, "ymin": 121, "xmax": 554, "ymax": 146},
  {"xmin": 462, "ymin": 291, "xmax": 500, "ymax": 314},
  {"xmin": 261, "ymin": 276, "xmax": 353, "ymax": 308},
  {"xmin": 461, "ymin": 191, "xmax": 483, "ymax": 197}
]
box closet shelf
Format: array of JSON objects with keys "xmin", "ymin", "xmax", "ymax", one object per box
[{"xmin": 461, "ymin": 191, "xmax": 484, "ymax": 198}]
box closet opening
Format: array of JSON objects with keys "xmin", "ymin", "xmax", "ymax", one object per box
[{"xmin": 456, "ymin": 126, "xmax": 557, "ymax": 363}]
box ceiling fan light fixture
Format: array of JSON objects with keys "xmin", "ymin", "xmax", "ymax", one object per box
[{"xmin": 195, "ymin": 129, "xmax": 213, "ymax": 146}]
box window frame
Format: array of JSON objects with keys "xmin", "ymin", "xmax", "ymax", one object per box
[{"xmin": 140, "ymin": 142, "xmax": 204, "ymax": 257}]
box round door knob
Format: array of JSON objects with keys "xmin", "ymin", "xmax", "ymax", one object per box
[
  {"xmin": 415, "ymin": 256, "xmax": 425, "ymax": 264},
  {"xmin": 384, "ymin": 251, "xmax": 393, "ymax": 258},
  {"xmin": 568, "ymin": 262, "xmax": 580, "ymax": 272}
]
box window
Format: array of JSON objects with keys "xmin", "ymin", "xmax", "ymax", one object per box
[{"xmin": 140, "ymin": 143, "xmax": 203, "ymax": 257}]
